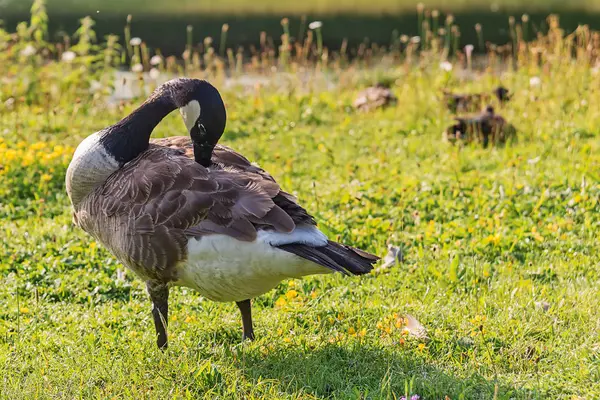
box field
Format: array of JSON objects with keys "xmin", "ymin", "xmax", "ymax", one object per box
[{"xmin": 1, "ymin": 3, "xmax": 600, "ymax": 399}]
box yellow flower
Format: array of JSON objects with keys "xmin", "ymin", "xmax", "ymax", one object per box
[
  {"xmin": 287, "ymin": 280, "xmax": 296, "ymax": 288},
  {"xmin": 310, "ymin": 291, "xmax": 317, "ymax": 299},
  {"xmin": 418, "ymin": 343, "xmax": 426, "ymax": 351},
  {"xmin": 40, "ymin": 173, "xmax": 52, "ymax": 182},
  {"xmin": 532, "ymin": 231, "xmax": 544, "ymax": 242},
  {"xmin": 20, "ymin": 307, "xmax": 30, "ymax": 314},
  {"xmin": 4, "ymin": 149, "xmax": 17, "ymax": 161},
  {"xmin": 348, "ymin": 327, "xmax": 356, "ymax": 335},
  {"xmin": 184, "ymin": 315, "xmax": 196, "ymax": 323},
  {"xmin": 275, "ymin": 296, "xmax": 287, "ymax": 307},
  {"xmin": 483, "ymin": 234, "xmax": 501, "ymax": 245},
  {"xmin": 31, "ymin": 142, "xmax": 46, "ymax": 151},
  {"xmin": 283, "ymin": 337, "xmax": 291, "ymax": 343},
  {"xmin": 170, "ymin": 315, "xmax": 177, "ymax": 321},
  {"xmin": 358, "ymin": 329, "xmax": 366, "ymax": 337},
  {"xmin": 285, "ymin": 290, "xmax": 298, "ymax": 299}
]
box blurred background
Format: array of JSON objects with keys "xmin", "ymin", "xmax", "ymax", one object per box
[{"xmin": 1, "ymin": 0, "xmax": 599, "ymax": 55}]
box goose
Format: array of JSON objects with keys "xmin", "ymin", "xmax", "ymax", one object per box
[
  {"xmin": 353, "ymin": 82, "xmax": 397, "ymax": 111},
  {"xmin": 443, "ymin": 106, "xmax": 516, "ymax": 147},
  {"xmin": 443, "ymin": 86, "xmax": 511, "ymax": 113},
  {"xmin": 66, "ymin": 78, "xmax": 379, "ymax": 348}
]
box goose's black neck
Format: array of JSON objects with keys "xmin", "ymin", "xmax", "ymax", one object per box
[
  {"xmin": 100, "ymin": 94, "xmax": 177, "ymax": 164},
  {"xmin": 100, "ymin": 78, "xmax": 226, "ymax": 167}
]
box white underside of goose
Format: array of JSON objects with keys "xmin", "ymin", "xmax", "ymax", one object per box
[{"xmin": 173, "ymin": 225, "xmax": 332, "ymax": 302}]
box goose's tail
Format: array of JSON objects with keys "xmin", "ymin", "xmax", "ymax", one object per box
[{"xmin": 278, "ymin": 240, "xmax": 379, "ymax": 275}]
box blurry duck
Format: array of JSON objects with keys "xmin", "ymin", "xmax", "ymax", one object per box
[
  {"xmin": 65, "ymin": 78, "xmax": 379, "ymax": 349},
  {"xmin": 443, "ymin": 86, "xmax": 511, "ymax": 113},
  {"xmin": 443, "ymin": 106, "xmax": 516, "ymax": 147},
  {"xmin": 353, "ymin": 82, "xmax": 397, "ymax": 111}
]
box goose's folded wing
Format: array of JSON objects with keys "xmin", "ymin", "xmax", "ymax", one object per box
[
  {"xmin": 79, "ymin": 145, "xmax": 301, "ymax": 274},
  {"xmin": 151, "ymin": 136, "xmax": 275, "ymax": 181},
  {"xmin": 151, "ymin": 136, "xmax": 316, "ymax": 226}
]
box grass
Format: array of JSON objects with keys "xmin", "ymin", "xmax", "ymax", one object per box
[{"xmin": 1, "ymin": 2, "xmax": 600, "ymax": 399}]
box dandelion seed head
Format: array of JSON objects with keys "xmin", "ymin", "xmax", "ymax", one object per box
[
  {"xmin": 308, "ymin": 21, "xmax": 323, "ymax": 30},
  {"xmin": 440, "ymin": 61, "xmax": 453, "ymax": 72},
  {"xmin": 150, "ymin": 55, "xmax": 162, "ymax": 65},
  {"xmin": 149, "ymin": 68, "xmax": 160, "ymax": 80},
  {"xmin": 61, "ymin": 51, "xmax": 76, "ymax": 63},
  {"xmin": 529, "ymin": 76, "xmax": 542, "ymax": 87},
  {"xmin": 20, "ymin": 45, "xmax": 36, "ymax": 57}
]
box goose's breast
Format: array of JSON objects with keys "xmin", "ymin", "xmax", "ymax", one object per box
[{"xmin": 173, "ymin": 233, "xmax": 330, "ymax": 302}]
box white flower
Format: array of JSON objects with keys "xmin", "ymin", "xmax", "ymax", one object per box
[
  {"xmin": 439, "ymin": 61, "xmax": 453, "ymax": 72},
  {"xmin": 61, "ymin": 51, "xmax": 76, "ymax": 63},
  {"xmin": 129, "ymin": 37, "xmax": 142, "ymax": 46},
  {"xmin": 410, "ymin": 36, "xmax": 421, "ymax": 44},
  {"xmin": 529, "ymin": 76, "xmax": 541, "ymax": 87},
  {"xmin": 464, "ymin": 44, "xmax": 474, "ymax": 55},
  {"xmin": 308, "ymin": 21, "xmax": 322, "ymax": 30},
  {"xmin": 131, "ymin": 63, "xmax": 143, "ymax": 73},
  {"xmin": 20, "ymin": 44, "xmax": 36, "ymax": 57},
  {"xmin": 150, "ymin": 55, "xmax": 162, "ymax": 66},
  {"xmin": 149, "ymin": 68, "xmax": 160, "ymax": 80}
]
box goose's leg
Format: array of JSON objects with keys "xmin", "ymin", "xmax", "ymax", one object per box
[
  {"xmin": 147, "ymin": 281, "xmax": 169, "ymax": 349},
  {"xmin": 236, "ymin": 299, "xmax": 255, "ymax": 340}
]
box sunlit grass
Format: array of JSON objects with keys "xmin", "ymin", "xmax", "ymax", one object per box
[{"xmin": 1, "ymin": 1, "xmax": 599, "ymax": 399}]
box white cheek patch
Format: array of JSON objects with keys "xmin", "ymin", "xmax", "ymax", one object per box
[{"xmin": 179, "ymin": 100, "xmax": 201, "ymax": 132}]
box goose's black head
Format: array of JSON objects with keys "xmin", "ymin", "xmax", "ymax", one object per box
[
  {"xmin": 169, "ymin": 79, "xmax": 227, "ymax": 167},
  {"xmin": 99, "ymin": 78, "xmax": 226, "ymax": 168}
]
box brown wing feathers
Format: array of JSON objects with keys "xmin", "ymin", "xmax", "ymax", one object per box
[
  {"xmin": 80, "ymin": 137, "xmax": 377, "ymax": 279},
  {"xmin": 150, "ymin": 136, "xmax": 378, "ymax": 275}
]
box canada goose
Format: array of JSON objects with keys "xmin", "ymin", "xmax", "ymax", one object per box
[
  {"xmin": 442, "ymin": 106, "xmax": 516, "ymax": 147},
  {"xmin": 443, "ymin": 86, "xmax": 511, "ymax": 113},
  {"xmin": 66, "ymin": 78, "xmax": 379, "ymax": 349},
  {"xmin": 353, "ymin": 82, "xmax": 397, "ymax": 111}
]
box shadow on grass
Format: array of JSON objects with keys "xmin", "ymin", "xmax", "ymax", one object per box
[
  {"xmin": 190, "ymin": 322, "xmax": 531, "ymax": 399},
  {"xmin": 239, "ymin": 343, "xmax": 531, "ymax": 399}
]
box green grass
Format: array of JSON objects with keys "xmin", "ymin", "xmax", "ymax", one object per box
[{"xmin": 1, "ymin": 6, "xmax": 600, "ymax": 399}]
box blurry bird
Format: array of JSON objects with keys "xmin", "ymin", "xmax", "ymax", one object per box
[
  {"xmin": 353, "ymin": 82, "xmax": 397, "ymax": 111},
  {"xmin": 443, "ymin": 86, "xmax": 511, "ymax": 113},
  {"xmin": 443, "ymin": 106, "xmax": 516, "ymax": 147}
]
